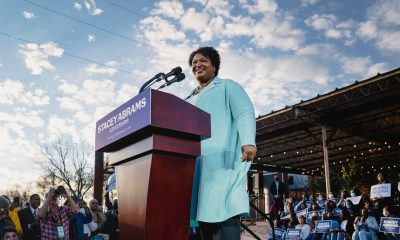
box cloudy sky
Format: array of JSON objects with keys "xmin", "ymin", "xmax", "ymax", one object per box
[{"xmin": 0, "ymin": 0, "xmax": 399, "ymax": 193}]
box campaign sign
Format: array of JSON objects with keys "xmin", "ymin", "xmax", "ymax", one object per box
[
  {"xmin": 95, "ymin": 89, "xmax": 151, "ymax": 151},
  {"xmin": 315, "ymin": 220, "xmax": 332, "ymax": 233},
  {"xmin": 346, "ymin": 196, "xmax": 362, "ymax": 205},
  {"xmin": 332, "ymin": 208, "xmax": 343, "ymax": 216},
  {"xmin": 307, "ymin": 210, "xmax": 323, "ymax": 223},
  {"xmin": 267, "ymin": 228, "xmax": 285, "ymax": 240},
  {"xmin": 286, "ymin": 229, "xmax": 301, "ymax": 240},
  {"xmin": 379, "ymin": 217, "xmax": 400, "ymax": 234},
  {"xmin": 296, "ymin": 208, "xmax": 308, "ymax": 218},
  {"xmin": 370, "ymin": 183, "xmax": 391, "ymax": 199}
]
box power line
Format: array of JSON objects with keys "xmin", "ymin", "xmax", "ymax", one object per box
[
  {"xmin": 23, "ymin": 0, "xmax": 142, "ymax": 45},
  {"xmin": 0, "ymin": 31, "xmax": 132, "ymax": 74},
  {"xmin": 98, "ymin": 0, "xmax": 203, "ymax": 42}
]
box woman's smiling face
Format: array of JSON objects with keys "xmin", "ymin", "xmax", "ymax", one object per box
[{"xmin": 191, "ymin": 53, "xmax": 215, "ymax": 83}]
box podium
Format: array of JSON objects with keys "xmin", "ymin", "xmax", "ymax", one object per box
[{"xmin": 95, "ymin": 89, "xmax": 210, "ymax": 240}]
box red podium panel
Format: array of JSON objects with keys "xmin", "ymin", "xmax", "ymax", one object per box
[{"xmin": 95, "ymin": 89, "xmax": 210, "ymax": 240}]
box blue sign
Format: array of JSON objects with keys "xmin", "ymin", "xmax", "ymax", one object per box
[
  {"xmin": 286, "ymin": 229, "xmax": 301, "ymax": 240},
  {"xmin": 332, "ymin": 208, "xmax": 343, "ymax": 216},
  {"xmin": 315, "ymin": 220, "xmax": 332, "ymax": 233},
  {"xmin": 379, "ymin": 217, "xmax": 400, "ymax": 234},
  {"xmin": 95, "ymin": 89, "xmax": 151, "ymax": 150},
  {"xmin": 106, "ymin": 173, "xmax": 116, "ymax": 192},
  {"xmin": 307, "ymin": 210, "xmax": 323, "ymax": 223},
  {"xmin": 267, "ymin": 228, "xmax": 285, "ymax": 240}
]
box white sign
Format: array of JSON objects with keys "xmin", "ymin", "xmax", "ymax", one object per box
[
  {"xmin": 346, "ymin": 196, "xmax": 362, "ymax": 205},
  {"xmin": 370, "ymin": 183, "xmax": 391, "ymax": 199}
]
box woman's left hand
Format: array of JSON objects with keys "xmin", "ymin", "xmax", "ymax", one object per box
[{"xmin": 241, "ymin": 145, "xmax": 257, "ymax": 162}]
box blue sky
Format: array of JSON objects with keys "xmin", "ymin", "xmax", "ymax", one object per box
[{"xmin": 0, "ymin": 0, "xmax": 399, "ymax": 193}]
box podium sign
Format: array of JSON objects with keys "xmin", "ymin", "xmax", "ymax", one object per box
[{"xmin": 95, "ymin": 89, "xmax": 211, "ymax": 240}]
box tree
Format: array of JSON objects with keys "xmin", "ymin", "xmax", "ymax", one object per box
[
  {"xmin": 39, "ymin": 135, "xmax": 94, "ymax": 198},
  {"xmin": 3, "ymin": 184, "xmax": 32, "ymax": 206}
]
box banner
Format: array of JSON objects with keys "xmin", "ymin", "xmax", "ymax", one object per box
[
  {"xmin": 370, "ymin": 183, "xmax": 391, "ymax": 199},
  {"xmin": 379, "ymin": 217, "xmax": 400, "ymax": 234},
  {"xmin": 315, "ymin": 220, "xmax": 332, "ymax": 233},
  {"xmin": 346, "ymin": 196, "xmax": 362, "ymax": 205},
  {"xmin": 267, "ymin": 228, "xmax": 286, "ymax": 240},
  {"xmin": 286, "ymin": 229, "xmax": 301, "ymax": 240}
]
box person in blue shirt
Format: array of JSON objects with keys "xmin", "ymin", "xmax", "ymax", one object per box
[{"xmin": 186, "ymin": 46, "xmax": 257, "ymax": 240}]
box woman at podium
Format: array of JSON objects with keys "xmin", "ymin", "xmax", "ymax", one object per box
[{"xmin": 186, "ymin": 46, "xmax": 257, "ymax": 240}]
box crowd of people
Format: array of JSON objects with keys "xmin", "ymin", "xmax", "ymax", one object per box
[
  {"xmin": 0, "ymin": 187, "xmax": 118, "ymax": 240},
  {"xmin": 269, "ymin": 173, "xmax": 400, "ymax": 240}
]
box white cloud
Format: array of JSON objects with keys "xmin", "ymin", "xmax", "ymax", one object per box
[
  {"xmin": 47, "ymin": 115, "xmax": 79, "ymax": 142},
  {"xmin": 85, "ymin": 64, "xmax": 118, "ymax": 76},
  {"xmin": 300, "ymin": 0, "xmax": 319, "ymax": 7},
  {"xmin": 305, "ymin": 14, "xmax": 336, "ymax": 30},
  {"xmin": 376, "ymin": 31, "xmax": 400, "ymax": 54},
  {"xmin": 73, "ymin": 2, "xmax": 82, "ymax": 11},
  {"xmin": 251, "ymin": 15, "xmax": 304, "ymax": 50},
  {"xmin": 0, "ymin": 79, "xmax": 50, "ymax": 106},
  {"xmin": 87, "ymin": 34, "xmax": 95, "ymax": 42},
  {"xmin": 22, "ymin": 11, "xmax": 37, "ymax": 19},
  {"xmin": 140, "ymin": 16, "xmax": 186, "ymax": 43},
  {"xmin": 239, "ymin": 0, "xmax": 278, "ymax": 14},
  {"xmin": 367, "ymin": 0, "xmax": 400, "ymax": 26},
  {"xmin": 151, "ymin": 1, "xmax": 184, "ymax": 20},
  {"xmin": 356, "ymin": 21, "xmax": 378, "ymax": 40},
  {"xmin": 58, "ymin": 80, "xmax": 79, "ymax": 94},
  {"xmin": 84, "ymin": 0, "xmax": 103, "ymax": 15},
  {"xmin": 19, "ymin": 42, "xmax": 64, "ymax": 75},
  {"xmin": 340, "ymin": 56, "xmax": 387, "ymax": 78}
]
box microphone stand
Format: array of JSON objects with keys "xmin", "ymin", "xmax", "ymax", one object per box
[{"xmin": 139, "ymin": 73, "xmax": 165, "ymax": 93}]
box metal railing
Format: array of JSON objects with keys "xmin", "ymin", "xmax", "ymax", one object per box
[{"xmin": 241, "ymin": 194, "xmax": 275, "ymax": 240}]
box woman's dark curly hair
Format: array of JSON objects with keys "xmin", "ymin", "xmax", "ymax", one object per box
[{"xmin": 188, "ymin": 46, "xmax": 221, "ymax": 76}]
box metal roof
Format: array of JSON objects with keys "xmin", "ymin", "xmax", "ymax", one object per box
[{"xmin": 253, "ymin": 67, "xmax": 400, "ymax": 175}]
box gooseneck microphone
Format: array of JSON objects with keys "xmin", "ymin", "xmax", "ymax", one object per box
[
  {"xmin": 139, "ymin": 66, "xmax": 182, "ymax": 93},
  {"xmin": 158, "ymin": 73, "xmax": 185, "ymax": 89}
]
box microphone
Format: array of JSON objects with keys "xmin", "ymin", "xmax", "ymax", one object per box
[
  {"xmin": 163, "ymin": 66, "xmax": 182, "ymax": 81},
  {"xmin": 158, "ymin": 73, "xmax": 185, "ymax": 89}
]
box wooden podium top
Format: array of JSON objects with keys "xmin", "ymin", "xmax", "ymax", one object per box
[{"xmin": 95, "ymin": 89, "xmax": 210, "ymax": 152}]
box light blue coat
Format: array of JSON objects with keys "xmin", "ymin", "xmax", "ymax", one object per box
[{"xmin": 187, "ymin": 77, "xmax": 256, "ymax": 224}]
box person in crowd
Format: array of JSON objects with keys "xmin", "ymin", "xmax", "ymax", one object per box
[
  {"xmin": 345, "ymin": 199, "xmax": 356, "ymax": 217},
  {"xmin": 71, "ymin": 197, "xmax": 92, "ymax": 240},
  {"xmin": 352, "ymin": 208, "xmax": 378, "ymax": 240},
  {"xmin": 18, "ymin": 194, "xmax": 41, "ymax": 240},
  {"xmin": 382, "ymin": 206, "xmax": 400, "ymax": 240},
  {"xmin": 337, "ymin": 191, "xmax": 349, "ymax": 208},
  {"xmin": 8, "ymin": 197, "xmax": 22, "ymax": 239},
  {"xmin": 270, "ymin": 175, "xmax": 286, "ymax": 220},
  {"xmin": 362, "ymin": 199, "xmax": 373, "ymax": 217},
  {"xmin": 103, "ymin": 192, "xmax": 118, "ymax": 240},
  {"xmin": 88, "ymin": 199, "xmax": 106, "ymax": 236},
  {"xmin": 328, "ymin": 209, "xmax": 353, "ymax": 240},
  {"xmin": 273, "ymin": 219, "xmax": 285, "ymax": 231},
  {"xmin": 295, "ymin": 215, "xmax": 311, "ymax": 240},
  {"xmin": 283, "ymin": 197, "xmax": 295, "ymax": 214},
  {"xmin": 38, "ymin": 187, "xmax": 79, "ymax": 240},
  {"xmin": 295, "ymin": 194, "xmax": 309, "ymax": 212},
  {"xmin": 317, "ymin": 193, "xmax": 326, "ymax": 209},
  {"xmin": 328, "ymin": 191, "xmax": 337, "ymax": 203},
  {"xmin": 186, "ymin": 46, "xmax": 256, "ymax": 240},
  {"xmin": 1, "ymin": 226, "xmax": 18, "ymax": 240},
  {"xmin": 374, "ymin": 173, "xmax": 393, "ymax": 208},
  {"xmin": 0, "ymin": 197, "xmax": 15, "ymax": 236}
]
